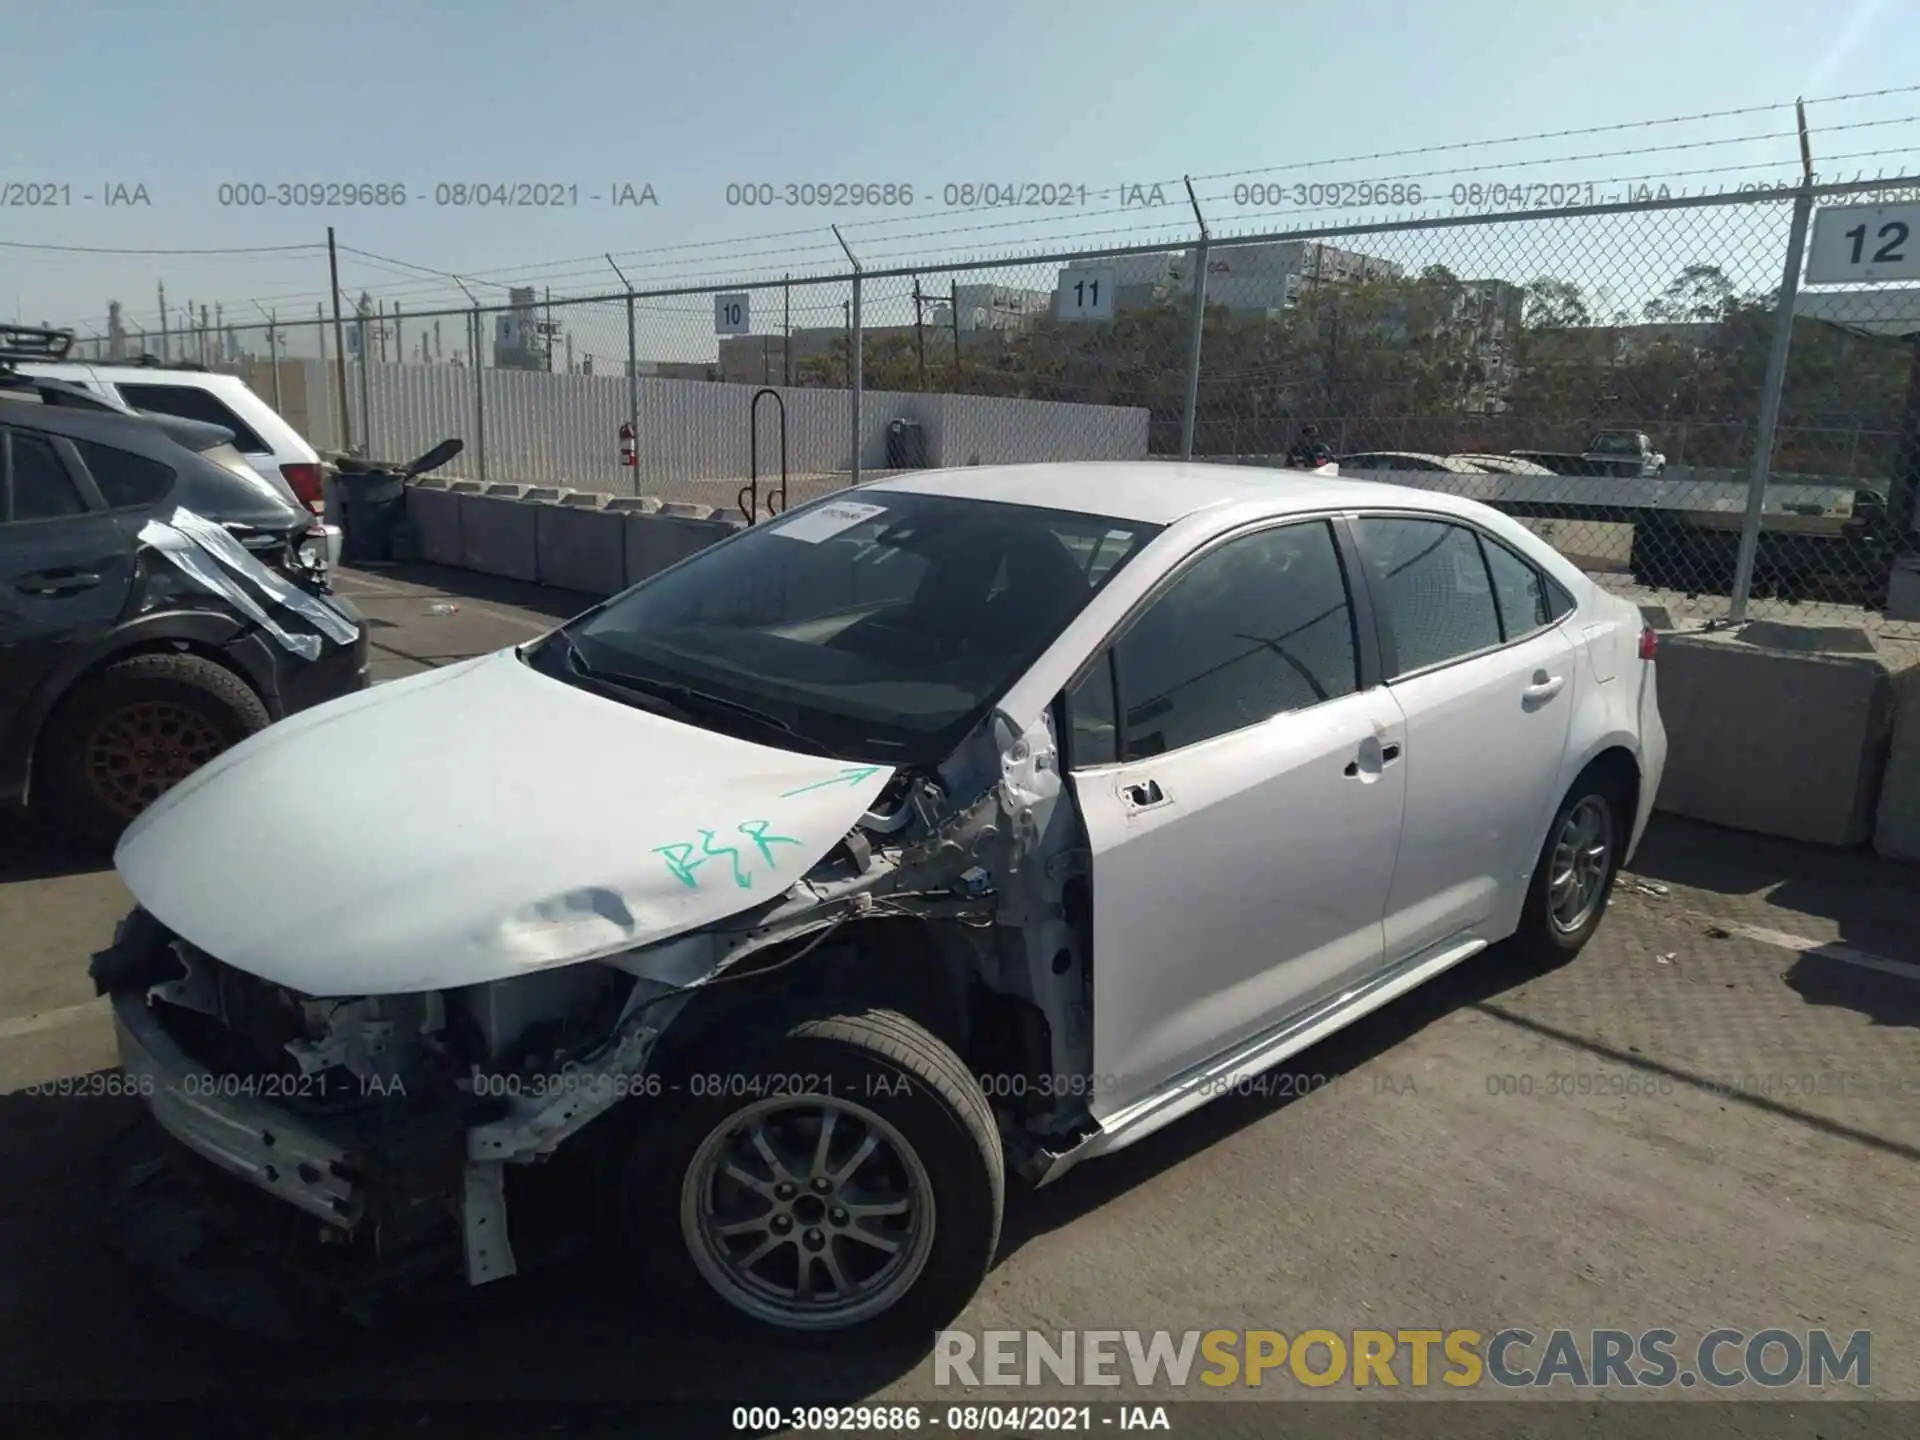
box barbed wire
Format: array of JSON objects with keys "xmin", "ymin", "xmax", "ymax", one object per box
[{"xmin": 41, "ymin": 86, "xmax": 1920, "ymax": 336}]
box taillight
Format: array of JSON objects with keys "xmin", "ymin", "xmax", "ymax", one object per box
[
  {"xmin": 1638, "ymin": 625, "xmax": 1658, "ymax": 661},
  {"xmin": 281, "ymin": 462, "xmax": 325, "ymax": 513}
]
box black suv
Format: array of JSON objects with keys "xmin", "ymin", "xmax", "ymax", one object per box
[{"xmin": 1, "ymin": 327, "xmax": 368, "ymax": 848}]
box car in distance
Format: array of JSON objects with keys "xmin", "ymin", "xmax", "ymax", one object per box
[
  {"xmin": 1337, "ymin": 451, "xmax": 1490, "ymax": 474},
  {"xmin": 93, "ymin": 462, "xmax": 1666, "ymax": 1342},
  {"xmin": 1450, "ymin": 454, "xmax": 1558, "ymax": 476},
  {"xmin": 1, "ymin": 372, "xmax": 367, "ymax": 848}
]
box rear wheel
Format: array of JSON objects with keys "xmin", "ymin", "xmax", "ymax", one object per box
[
  {"xmin": 36, "ymin": 652, "xmax": 269, "ymax": 851},
  {"xmin": 1512, "ymin": 775, "xmax": 1625, "ymax": 967},
  {"xmin": 629, "ymin": 1005, "xmax": 1003, "ymax": 1342}
]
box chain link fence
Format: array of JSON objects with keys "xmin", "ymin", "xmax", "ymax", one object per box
[{"xmin": 112, "ymin": 179, "xmax": 1920, "ymax": 636}]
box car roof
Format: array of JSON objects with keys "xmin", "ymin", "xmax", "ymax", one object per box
[{"xmin": 861, "ymin": 461, "xmax": 1510, "ymax": 527}]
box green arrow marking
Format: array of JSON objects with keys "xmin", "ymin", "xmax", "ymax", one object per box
[{"xmin": 778, "ymin": 765, "xmax": 883, "ymax": 799}]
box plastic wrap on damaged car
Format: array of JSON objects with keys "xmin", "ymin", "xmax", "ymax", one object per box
[{"xmin": 136, "ymin": 506, "xmax": 360, "ymax": 662}]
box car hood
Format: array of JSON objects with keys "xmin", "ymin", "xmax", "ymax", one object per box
[{"xmin": 114, "ymin": 649, "xmax": 895, "ymax": 997}]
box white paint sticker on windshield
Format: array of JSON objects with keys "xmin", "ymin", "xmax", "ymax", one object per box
[{"xmin": 770, "ymin": 500, "xmax": 889, "ymax": 544}]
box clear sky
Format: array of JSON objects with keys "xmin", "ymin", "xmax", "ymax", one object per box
[{"xmin": 6, "ymin": 0, "xmax": 1919, "ymax": 357}]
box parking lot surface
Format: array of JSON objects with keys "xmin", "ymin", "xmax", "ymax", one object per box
[{"xmin": 0, "ymin": 562, "xmax": 1915, "ymax": 1421}]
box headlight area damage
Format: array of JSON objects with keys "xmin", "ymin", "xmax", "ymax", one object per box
[{"xmin": 91, "ymin": 708, "xmax": 1098, "ymax": 1332}]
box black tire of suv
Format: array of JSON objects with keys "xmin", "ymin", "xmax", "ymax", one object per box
[
  {"xmin": 1511, "ymin": 770, "xmax": 1628, "ymax": 969},
  {"xmin": 627, "ymin": 1004, "xmax": 1003, "ymax": 1345},
  {"xmin": 36, "ymin": 652, "xmax": 270, "ymax": 852}
]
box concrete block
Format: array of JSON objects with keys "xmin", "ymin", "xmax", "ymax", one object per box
[
  {"xmin": 604, "ymin": 495, "xmax": 662, "ymax": 516},
  {"xmin": 535, "ymin": 492, "xmax": 628, "ymax": 597},
  {"xmin": 1873, "ymin": 653, "xmax": 1920, "ymax": 862},
  {"xmin": 624, "ymin": 508, "xmax": 746, "ymax": 584},
  {"xmin": 1654, "ymin": 622, "xmax": 1899, "ymax": 846},
  {"xmin": 1888, "ymin": 556, "xmax": 1920, "ymax": 623},
  {"xmin": 407, "ymin": 480, "xmax": 466, "ymax": 567},
  {"xmin": 458, "ymin": 484, "xmax": 540, "ymax": 582}
]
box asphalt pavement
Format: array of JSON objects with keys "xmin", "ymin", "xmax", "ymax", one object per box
[{"xmin": 1, "ymin": 561, "xmax": 1916, "ymax": 1426}]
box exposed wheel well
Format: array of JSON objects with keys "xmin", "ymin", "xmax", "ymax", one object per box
[
  {"xmin": 645, "ymin": 915, "xmax": 990, "ymax": 1081},
  {"xmin": 1578, "ymin": 745, "xmax": 1641, "ymax": 832}
]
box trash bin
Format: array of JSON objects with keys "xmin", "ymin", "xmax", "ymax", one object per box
[
  {"xmin": 886, "ymin": 417, "xmax": 928, "ymax": 469},
  {"xmin": 333, "ymin": 464, "xmax": 408, "ymax": 564}
]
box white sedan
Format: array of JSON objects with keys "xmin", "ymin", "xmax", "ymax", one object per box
[{"xmin": 96, "ymin": 461, "xmax": 1666, "ymax": 1342}]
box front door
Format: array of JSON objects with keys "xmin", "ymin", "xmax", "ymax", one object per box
[
  {"xmin": 1066, "ymin": 518, "xmax": 1407, "ymax": 1123},
  {"xmin": 0, "ymin": 426, "xmax": 137, "ymax": 726},
  {"xmin": 1349, "ymin": 515, "xmax": 1578, "ymax": 959}
]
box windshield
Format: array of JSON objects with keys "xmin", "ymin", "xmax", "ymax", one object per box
[
  {"xmin": 558, "ymin": 490, "xmax": 1159, "ymax": 763},
  {"xmin": 1590, "ymin": 433, "xmax": 1642, "ymax": 455}
]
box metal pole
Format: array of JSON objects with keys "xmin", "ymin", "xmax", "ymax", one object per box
[
  {"xmin": 1728, "ymin": 187, "xmax": 1813, "ymax": 624},
  {"xmin": 1179, "ymin": 176, "xmax": 1210, "ymax": 461},
  {"xmin": 913, "ymin": 276, "xmax": 927, "ymax": 390},
  {"xmin": 951, "ymin": 280, "xmax": 961, "ymax": 376},
  {"xmin": 833, "ymin": 227, "xmax": 864, "ymax": 488},
  {"xmin": 608, "ymin": 255, "xmax": 638, "ymax": 489},
  {"xmin": 327, "ymin": 227, "xmax": 353, "ymax": 453},
  {"xmin": 394, "ymin": 303, "xmax": 403, "ymax": 367},
  {"xmin": 454, "ymin": 286, "xmax": 486, "ymax": 484},
  {"xmin": 254, "ymin": 302, "xmax": 282, "ymax": 411},
  {"xmin": 356, "ymin": 311, "xmax": 373, "ymax": 457},
  {"xmin": 783, "ymin": 275, "xmax": 791, "ymax": 387},
  {"xmin": 157, "ymin": 280, "xmax": 168, "ymax": 363}
]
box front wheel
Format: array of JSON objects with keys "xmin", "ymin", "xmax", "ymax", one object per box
[
  {"xmin": 36, "ymin": 652, "xmax": 270, "ymax": 851},
  {"xmin": 1512, "ymin": 777, "xmax": 1624, "ymax": 967},
  {"xmin": 629, "ymin": 1006, "xmax": 1003, "ymax": 1342}
]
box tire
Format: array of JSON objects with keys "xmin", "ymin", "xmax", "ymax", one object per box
[
  {"xmin": 1512, "ymin": 771, "xmax": 1627, "ymax": 968},
  {"xmin": 627, "ymin": 1004, "xmax": 1003, "ymax": 1344},
  {"xmin": 35, "ymin": 652, "xmax": 270, "ymax": 852}
]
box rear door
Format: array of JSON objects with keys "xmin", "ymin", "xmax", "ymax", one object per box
[
  {"xmin": 1066, "ymin": 517, "xmax": 1407, "ymax": 1121},
  {"xmin": 1351, "ymin": 514, "xmax": 1579, "ymax": 960},
  {"xmin": 0, "ymin": 426, "xmax": 138, "ymax": 726}
]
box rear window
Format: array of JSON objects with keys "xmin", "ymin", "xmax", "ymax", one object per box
[
  {"xmin": 73, "ymin": 438, "xmax": 175, "ymax": 509},
  {"xmin": 117, "ymin": 383, "xmax": 270, "ymax": 454}
]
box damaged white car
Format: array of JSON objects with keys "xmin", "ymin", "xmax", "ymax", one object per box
[{"xmin": 93, "ymin": 463, "xmax": 1666, "ymax": 1341}]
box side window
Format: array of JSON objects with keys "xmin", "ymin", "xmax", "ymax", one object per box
[
  {"xmin": 1356, "ymin": 516, "xmax": 1503, "ymax": 677},
  {"xmin": 3, "ymin": 431, "xmax": 87, "ymax": 522},
  {"xmin": 1481, "ymin": 536, "xmax": 1550, "ymax": 638},
  {"xmin": 73, "ymin": 439, "xmax": 175, "ymax": 510},
  {"xmin": 116, "ymin": 383, "xmax": 270, "ymax": 454},
  {"xmin": 1064, "ymin": 654, "xmax": 1119, "ymax": 767},
  {"xmin": 1543, "ymin": 575, "xmax": 1577, "ymax": 621},
  {"xmin": 1109, "ymin": 520, "xmax": 1358, "ymax": 761}
]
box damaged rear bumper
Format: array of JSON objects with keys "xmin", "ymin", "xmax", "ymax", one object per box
[{"xmin": 111, "ymin": 990, "xmax": 362, "ymax": 1229}]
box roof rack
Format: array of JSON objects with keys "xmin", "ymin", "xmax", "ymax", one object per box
[{"xmin": 0, "ymin": 324, "xmax": 76, "ymax": 368}]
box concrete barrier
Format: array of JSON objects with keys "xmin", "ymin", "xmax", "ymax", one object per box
[
  {"xmin": 626, "ymin": 501, "xmax": 746, "ymax": 584},
  {"xmin": 408, "ymin": 478, "xmax": 477, "ymax": 567},
  {"xmin": 1654, "ymin": 620, "xmax": 1901, "ymax": 846},
  {"xmin": 536, "ymin": 492, "xmax": 629, "ymax": 597},
  {"xmin": 458, "ymin": 483, "xmax": 539, "ymax": 581},
  {"xmin": 1875, "ymin": 658, "xmax": 1920, "ymax": 862}
]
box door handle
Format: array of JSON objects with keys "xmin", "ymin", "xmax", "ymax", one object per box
[
  {"xmin": 1121, "ymin": 778, "xmax": 1165, "ymax": 809},
  {"xmin": 16, "ymin": 570, "xmax": 103, "ymax": 596},
  {"xmin": 1345, "ymin": 741, "xmax": 1403, "ymax": 777},
  {"xmin": 1522, "ymin": 674, "xmax": 1566, "ymax": 703}
]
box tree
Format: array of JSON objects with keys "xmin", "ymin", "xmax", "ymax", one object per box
[
  {"xmin": 1642, "ymin": 265, "xmax": 1736, "ymax": 324},
  {"xmin": 1523, "ymin": 277, "xmax": 1590, "ymax": 329}
]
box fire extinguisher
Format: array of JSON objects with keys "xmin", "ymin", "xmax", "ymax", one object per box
[{"xmin": 618, "ymin": 420, "xmax": 636, "ymax": 468}]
